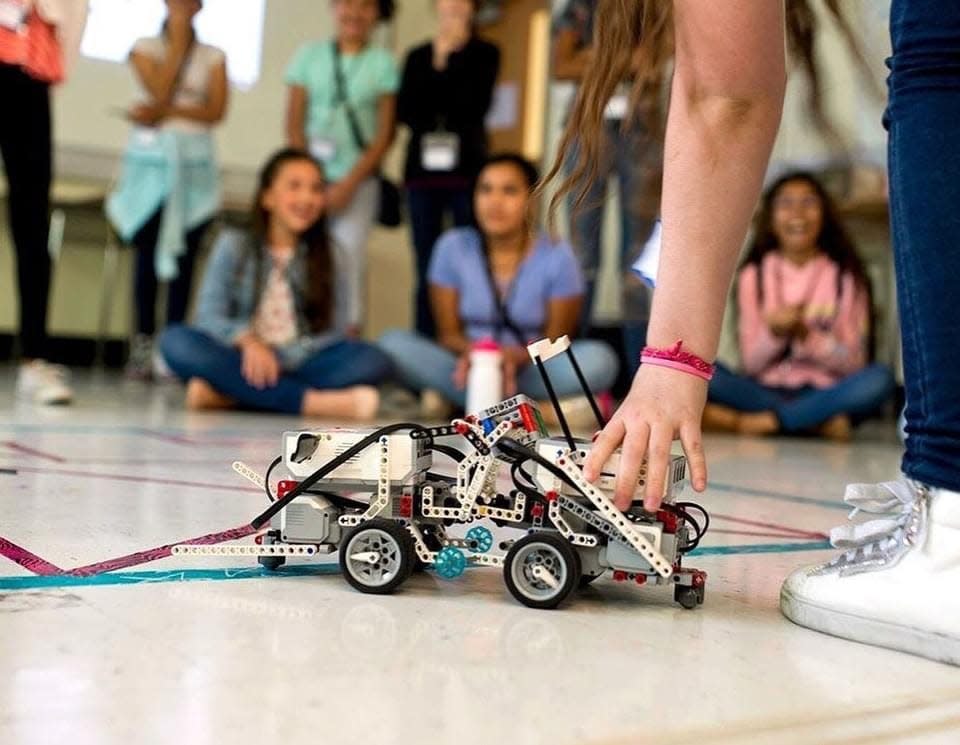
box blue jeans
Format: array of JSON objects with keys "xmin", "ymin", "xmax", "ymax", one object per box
[
  {"xmin": 708, "ymin": 363, "xmax": 896, "ymax": 434},
  {"xmin": 378, "ymin": 330, "xmax": 620, "ymax": 408},
  {"xmin": 407, "ymin": 186, "xmax": 472, "ymax": 337},
  {"xmin": 566, "ymin": 120, "xmax": 660, "ymax": 333},
  {"xmin": 160, "ymin": 325, "xmax": 393, "ymax": 414},
  {"xmin": 887, "ymin": 1, "xmax": 960, "ymax": 491}
]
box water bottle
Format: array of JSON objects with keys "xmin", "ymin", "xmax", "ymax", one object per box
[{"xmin": 466, "ymin": 339, "xmax": 503, "ymax": 415}]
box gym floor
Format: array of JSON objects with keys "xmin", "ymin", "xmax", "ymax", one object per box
[{"xmin": 1, "ymin": 371, "xmax": 957, "ymax": 745}]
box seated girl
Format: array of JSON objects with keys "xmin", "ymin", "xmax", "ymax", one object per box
[
  {"xmin": 704, "ymin": 172, "xmax": 895, "ymax": 439},
  {"xmin": 380, "ymin": 153, "xmax": 619, "ymax": 417},
  {"xmin": 160, "ymin": 149, "xmax": 391, "ymax": 419}
]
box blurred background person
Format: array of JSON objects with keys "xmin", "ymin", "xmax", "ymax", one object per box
[
  {"xmin": 397, "ymin": 0, "xmax": 499, "ymax": 336},
  {"xmin": 106, "ymin": 0, "xmax": 228, "ymax": 380},
  {"xmin": 1, "ymin": 0, "xmax": 88, "ymax": 404}
]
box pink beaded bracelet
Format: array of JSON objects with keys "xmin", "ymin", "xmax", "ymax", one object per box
[{"xmin": 641, "ymin": 340, "xmax": 715, "ymax": 381}]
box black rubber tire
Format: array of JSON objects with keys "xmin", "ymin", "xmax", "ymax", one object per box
[
  {"xmin": 339, "ymin": 519, "xmax": 414, "ymax": 595},
  {"xmin": 675, "ymin": 585, "xmax": 699, "ymax": 610},
  {"xmin": 503, "ymin": 532, "xmax": 581, "ymax": 610},
  {"xmin": 258, "ymin": 556, "xmax": 286, "ymax": 572}
]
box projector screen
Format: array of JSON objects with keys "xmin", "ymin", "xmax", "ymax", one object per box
[{"xmin": 80, "ymin": 0, "xmax": 266, "ymax": 90}]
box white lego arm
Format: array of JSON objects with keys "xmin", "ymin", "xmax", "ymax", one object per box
[{"xmin": 527, "ymin": 336, "xmax": 571, "ymax": 364}]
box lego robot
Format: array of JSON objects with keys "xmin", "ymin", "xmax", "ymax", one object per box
[{"xmin": 175, "ymin": 336, "xmax": 709, "ymax": 610}]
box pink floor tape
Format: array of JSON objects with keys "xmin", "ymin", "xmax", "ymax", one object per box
[
  {"xmin": 2, "ymin": 441, "xmax": 67, "ymax": 463},
  {"xmin": 66, "ymin": 524, "xmax": 259, "ymax": 577},
  {"xmin": 711, "ymin": 513, "xmax": 828, "ymax": 540},
  {"xmin": 0, "ymin": 525, "xmax": 258, "ymax": 578},
  {"xmin": 0, "ymin": 537, "xmax": 65, "ymax": 576}
]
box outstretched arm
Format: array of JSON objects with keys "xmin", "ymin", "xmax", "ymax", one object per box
[{"xmin": 585, "ymin": 0, "xmax": 787, "ymax": 510}]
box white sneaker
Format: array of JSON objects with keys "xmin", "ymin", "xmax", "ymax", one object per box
[
  {"xmin": 780, "ymin": 479, "xmax": 960, "ymax": 666},
  {"xmin": 16, "ymin": 360, "xmax": 74, "ymax": 406}
]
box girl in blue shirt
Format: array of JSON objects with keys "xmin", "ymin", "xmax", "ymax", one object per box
[
  {"xmin": 159, "ymin": 149, "xmax": 391, "ymax": 418},
  {"xmin": 380, "ymin": 153, "xmax": 619, "ymax": 412}
]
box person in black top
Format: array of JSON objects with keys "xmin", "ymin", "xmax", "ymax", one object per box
[{"xmin": 397, "ymin": 0, "xmax": 500, "ymax": 336}]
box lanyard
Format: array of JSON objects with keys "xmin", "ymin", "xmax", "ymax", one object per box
[
  {"xmin": 332, "ymin": 41, "xmax": 368, "ymax": 151},
  {"xmin": 479, "ymin": 235, "xmax": 528, "ymax": 345}
]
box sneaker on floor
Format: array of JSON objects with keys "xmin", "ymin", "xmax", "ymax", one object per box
[
  {"xmin": 780, "ymin": 479, "xmax": 960, "ymax": 666},
  {"xmin": 125, "ymin": 334, "xmax": 154, "ymax": 381},
  {"xmin": 16, "ymin": 360, "xmax": 74, "ymax": 405},
  {"xmin": 420, "ymin": 389, "xmax": 454, "ymax": 422}
]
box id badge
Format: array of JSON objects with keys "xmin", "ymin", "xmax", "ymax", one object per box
[
  {"xmin": 0, "ymin": 0, "xmax": 27, "ymax": 31},
  {"xmin": 134, "ymin": 127, "xmax": 159, "ymax": 147},
  {"xmin": 310, "ymin": 137, "xmax": 337, "ymax": 163},
  {"xmin": 421, "ymin": 132, "xmax": 460, "ymax": 172},
  {"xmin": 604, "ymin": 93, "xmax": 629, "ymax": 121}
]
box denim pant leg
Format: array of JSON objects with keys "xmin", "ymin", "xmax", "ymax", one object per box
[
  {"xmin": 378, "ymin": 329, "xmax": 463, "ymax": 406},
  {"xmin": 165, "ymin": 219, "xmax": 212, "ymax": 327},
  {"xmin": 159, "ymin": 325, "xmax": 306, "ymax": 414},
  {"xmin": 292, "ymin": 340, "xmax": 393, "ymax": 390},
  {"xmin": 776, "ymin": 364, "xmax": 897, "ymax": 433},
  {"xmin": 566, "ymin": 139, "xmax": 610, "ymax": 332},
  {"xmin": 516, "ymin": 340, "xmax": 620, "ymax": 400},
  {"xmin": 887, "ymin": 0, "xmax": 960, "ymax": 490},
  {"xmin": 707, "ymin": 363, "xmax": 785, "ymax": 413}
]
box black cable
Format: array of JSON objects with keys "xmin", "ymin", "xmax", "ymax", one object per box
[
  {"xmin": 659, "ymin": 501, "xmax": 710, "ymax": 552},
  {"xmin": 431, "ymin": 444, "xmax": 466, "ymax": 463},
  {"xmin": 263, "ymin": 456, "xmax": 282, "ymax": 503},
  {"xmin": 531, "ymin": 354, "xmax": 576, "ymax": 451},
  {"xmin": 678, "ymin": 501, "xmax": 711, "ymax": 536},
  {"xmin": 509, "ymin": 459, "xmax": 544, "ymax": 503},
  {"xmin": 251, "ymin": 422, "xmax": 426, "ymax": 530},
  {"xmin": 498, "ymin": 438, "xmax": 582, "ymax": 494},
  {"xmin": 563, "ymin": 346, "xmax": 605, "ymax": 429}
]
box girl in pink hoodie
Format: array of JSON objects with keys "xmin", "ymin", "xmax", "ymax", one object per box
[{"xmin": 703, "ymin": 172, "xmax": 895, "ymax": 439}]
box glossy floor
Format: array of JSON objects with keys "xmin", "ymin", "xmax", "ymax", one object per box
[{"xmin": 0, "ymin": 372, "xmax": 957, "ymax": 745}]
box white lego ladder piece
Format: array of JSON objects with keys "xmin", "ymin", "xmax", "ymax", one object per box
[
  {"xmin": 555, "ymin": 456, "xmax": 673, "ymax": 578},
  {"xmin": 527, "ymin": 336, "xmax": 571, "ymax": 363},
  {"xmin": 172, "ymin": 544, "xmax": 324, "ymax": 558},
  {"xmin": 341, "ymin": 437, "xmax": 394, "ymax": 528},
  {"xmin": 233, "ymin": 461, "xmax": 266, "ymax": 489},
  {"xmin": 405, "ymin": 521, "xmax": 439, "ymax": 564},
  {"xmin": 547, "ymin": 499, "xmax": 599, "ymax": 546}
]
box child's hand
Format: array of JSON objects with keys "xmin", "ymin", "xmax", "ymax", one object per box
[
  {"xmin": 452, "ymin": 353, "xmax": 470, "ymax": 390},
  {"xmin": 239, "ymin": 337, "xmax": 280, "ymax": 390},
  {"xmin": 765, "ymin": 305, "xmax": 804, "ymax": 337},
  {"xmin": 326, "ymin": 181, "xmax": 357, "ymax": 214},
  {"xmin": 583, "ymin": 365, "xmax": 708, "ymax": 512},
  {"xmin": 128, "ymin": 102, "xmax": 167, "ymax": 127}
]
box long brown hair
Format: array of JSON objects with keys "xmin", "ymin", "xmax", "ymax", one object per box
[
  {"xmin": 743, "ymin": 171, "xmax": 875, "ymax": 358},
  {"xmin": 249, "ymin": 149, "xmax": 334, "ymax": 333},
  {"xmin": 546, "ymin": 0, "xmax": 879, "ymax": 218}
]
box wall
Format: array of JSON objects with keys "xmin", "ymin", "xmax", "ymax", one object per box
[{"xmin": 1, "ymin": 0, "xmax": 894, "ymax": 346}]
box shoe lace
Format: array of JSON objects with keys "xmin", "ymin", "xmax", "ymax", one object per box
[{"xmin": 824, "ymin": 479, "xmax": 928, "ymax": 572}]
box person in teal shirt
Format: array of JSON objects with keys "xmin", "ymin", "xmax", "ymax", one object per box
[{"xmin": 285, "ymin": 0, "xmax": 399, "ymax": 331}]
